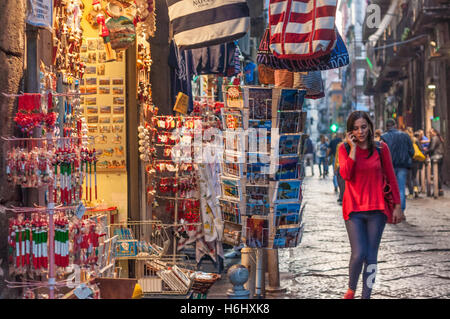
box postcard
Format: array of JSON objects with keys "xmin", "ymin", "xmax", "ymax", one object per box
[
  {"xmin": 87, "ymin": 39, "xmax": 97, "ymax": 51},
  {"xmin": 97, "ymin": 38, "xmax": 105, "ymax": 50},
  {"xmin": 99, "ymin": 117, "xmax": 111, "ymax": 124},
  {"xmin": 247, "ymin": 87, "xmax": 272, "ymax": 120},
  {"xmin": 112, "ymin": 87, "xmax": 124, "ymax": 95},
  {"xmin": 113, "ymin": 96, "xmax": 124, "ymax": 105},
  {"xmin": 87, "ymin": 116, "xmax": 98, "ymax": 124},
  {"xmin": 99, "ymin": 125, "xmax": 111, "ymax": 133},
  {"xmin": 85, "ymin": 87, "xmax": 97, "ymax": 94},
  {"xmin": 85, "ymin": 97, "xmax": 97, "ymax": 106},
  {"xmin": 224, "ymin": 85, "xmax": 243, "ymax": 108},
  {"xmin": 223, "ymin": 221, "xmax": 242, "ymax": 247},
  {"xmin": 85, "ymin": 77, "xmax": 97, "ymax": 86},
  {"xmin": 98, "ymin": 51, "xmax": 106, "ymax": 63},
  {"xmin": 99, "ymin": 86, "xmax": 110, "ymax": 94},
  {"xmin": 221, "ymin": 107, "xmax": 244, "ymax": 130},
  {"xmin": 86, "ymin": 106, "xmax": 98, "ymax": 114},
  {"xmin": 274, "ymin": 203, "xmax": 301, "ymax": 227},
  {"xmin": 278, "ymin": 134, "xmax": 301, "ymax": 157},
  {"xmin": 246, "ymin": 163, "xmax": 270, "ymax": 185},
  {"xmin": 278, "ymin": 89, "xmax": 306, "ymax": 111},
  {"xmin": 99, "ymin": 106, "xmax": 111, "ymax": 114},
  {"xmin": 99, "ymin": 78, "xmax": 110, "ymax": 86},
  {"xmin": 275, "ymin": 157, "xmax": 299, "ymax": 180},
  {"xmin": 113, "ymin": 106, "xmax": 124, "ymax": 114},
  {"xmin": 220, "ymin": 177, "xmax": 242, "ymax": 201},
  {"xmin": 245, "ymin": 217, "xmax": 269, "ymax": 248},
  {"xmin": 112, "ymin": 116, "xmax": 124, "ymax": 124},
  {"xmin": 272, "ymin": 224, "xmax": 304, "ymax": 249},
  {"xmin": 245, "ymin": 185, "xmax": 270, "ymax": 216},
  {"xmin": 273, "ymin": 180, "xmax": 302, "ymax": 203},
  {"xmin": 97, "ymin": 64, "xmax": 105, "ymax": 76},
  {"xmin": 86, "ymin": 66, "xmax": 97, "ymax": 75},
  {"xmin": 112, "ymin": 78, "xmax": 124, "ymax": 85},
  {"xmin": 219, "ymin": 200, "xmax": 241, "ymax": 224},
  {"xmin": 249, "ymin": 119, "xmax": 272, "ymax": 130},
  {"xmin": 278, "ymin": 111, "xmax": 302, "ymax": 134}
]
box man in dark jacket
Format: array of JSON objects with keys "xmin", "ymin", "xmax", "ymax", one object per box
[{"xmin": 381, "ymin": 119, "xmax": 414, "ymax": 214}]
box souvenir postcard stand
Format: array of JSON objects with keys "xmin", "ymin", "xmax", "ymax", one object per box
[
  {"xmin": 220, "ymin": 86, "xmax": 248, "ymax": 247},
  {"xmin": 220, "ymin": 86, "xmax": 308, "ymax": 249},
  {"xmin": 269, "ymin": 88, "xmax": 307, "ymax": 249},
  {"xmin": 241, "ymin": 86, "xmax": 273, "ymax": 248}
]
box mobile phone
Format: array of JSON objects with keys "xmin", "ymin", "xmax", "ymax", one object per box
[{"xmin": 348, "ymin": 131, "xmax": 357, "ymax": 142}]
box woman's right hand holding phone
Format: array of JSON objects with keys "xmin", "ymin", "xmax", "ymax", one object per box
[
  {"xmin": 346, "ymin": 132, "xmax": 357, "ymax": 149},
  {"xmin": 346, "ymin": 132, "xmax": 357, "ymax": 160}
]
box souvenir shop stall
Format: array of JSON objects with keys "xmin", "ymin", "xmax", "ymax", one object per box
[{"xmin": 2, "ymin": 0, "xmax": 160, "ymax": 299}]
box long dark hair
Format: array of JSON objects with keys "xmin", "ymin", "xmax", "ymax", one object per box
[
  {"xmin": 431, "ymin": 128, "xmax": 444, "ymax": 143},
  {"xmin": 346, "ymin": 111, "xmax": 375, "ymax": 158}
]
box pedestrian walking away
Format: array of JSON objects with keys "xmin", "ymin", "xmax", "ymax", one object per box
[
  {"xmin": 427, "ymin": 128, "xmax": 445, "ymax": 196},
  {"xmin": 339, "ymin": 111, "xmax": 403, "ymax": 299},
  {"xmin": 329, "ymin": 133, "xmax": 343, "ymax": 192},
  {"xmin": 380, "ymin": 119, "xmax": 415, "ymax": 215},
  {"xmin": 334, "ymin": 140, "xmax": 345, "ymax": 204},
  {"xmin": 303, "ymin": 134, "xmax": 315, "ymax": 176},
  {"xmin": 317, "ymin": 135, "xmax": 329, "ymax": 178}
]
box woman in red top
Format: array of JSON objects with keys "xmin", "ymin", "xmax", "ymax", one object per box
[{"xmin": 338, "ymin": 111, "xmax": 403, "ymax": 299}]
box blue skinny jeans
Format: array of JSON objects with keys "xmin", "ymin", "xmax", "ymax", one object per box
[{"xmin": 345, "ymin": 211, "xmax": 387, "ymax": 299}]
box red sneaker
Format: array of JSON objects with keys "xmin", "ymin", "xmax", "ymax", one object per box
[{"xmin": 343, "ymin": 289, "xmax": 355, "ymax": 299}]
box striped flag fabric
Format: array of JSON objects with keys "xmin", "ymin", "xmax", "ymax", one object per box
[
  {"xmin": 269, "ymin": 0, "xmax": 338, "ymax": 59},
  {"xmin": 167, "ymin": 0, "xmax": 250, "ymax": 50}
]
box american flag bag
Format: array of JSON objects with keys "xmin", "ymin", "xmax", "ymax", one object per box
[
  {"xmin": 167, "ymin": 0, "xmax": 250, "ymax": 50},
  {"xmin": 269, "ymin": 0, "xmax": 338, "ymax": 59}
]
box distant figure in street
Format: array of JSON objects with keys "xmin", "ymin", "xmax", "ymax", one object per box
[
  {"xmin": 303, "ymin": 134, "xmax": 315, "ymax": 176},
  {"xmin": 381, "ymin": 119, "xmax": 415, "ymax": 215},
  {"xmin": 374, "ymin": 129, "xmax": 382, "ymax": 142},
  {"xmin": 328, "ymin": 133, "xmax": 343, "ymax": 192},
  {"xmin": 412, "ymin": 131, "xmax": 426, "ymax": 197},
  {"xmin": 417, "ymin": 129, "xmax": 430, "ymax": 152},
  {"xmin": 406, "ymin": 127, "xmax": 424, "ymax": 199},
  {"xmin": 339, "ymin": 111, "xmax": 403, "ymax": 299},
  {"xmin": 427, "ymin": 128, "xmax": 445, "ymax": 196},
  {"xmin": 317, "ymin": 135, "xmax": 329, "ymax": 178},
  {"xmin": 334, "ymin": 140, "xmax": 345, "ymax": 204}
]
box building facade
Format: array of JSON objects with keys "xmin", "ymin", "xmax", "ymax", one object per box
[{"xmin": 363, "ymin": 0, "xmax": 450, "ymax": 185}]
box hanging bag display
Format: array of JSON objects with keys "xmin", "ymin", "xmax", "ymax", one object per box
[
  {"xmin": 292, "ymin": 71, "xmax": 324, "ymax": 99},
  {"xmin": 258, "ymin": 64, "xmax": 275, "ymax": 85},
  {"xmin": 269, "ymin": 0, "xmax": 338, "ymax": 59},
  {"xmin": 274, "ymin": 69, "xmax": 294, "ymax": 88},
  {"xmin": 167, "ymin": 0, "xmax": 250, "ymax": 50},
  {"xmin": 257, "ymin": 27, "xmax": 349, "ymax": 72}
]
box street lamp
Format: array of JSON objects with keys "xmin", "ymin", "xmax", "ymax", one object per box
[{"xmin": 428, "ymin": 79, "xmax": 436, "ymax": 90}]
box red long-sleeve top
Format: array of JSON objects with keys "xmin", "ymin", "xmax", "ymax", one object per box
[{"xmin": 338, "ymin": 142, "xmax": 401, "ymax": 221}]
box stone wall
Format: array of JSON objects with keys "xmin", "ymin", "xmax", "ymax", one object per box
[{"xmin": 0, "ymin": 0, "xmax": 26, "ymax": 299}]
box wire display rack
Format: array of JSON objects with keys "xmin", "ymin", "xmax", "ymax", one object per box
[{"xmin": 108, "ymin": 220, "xmax": 197, "ymax": 296}]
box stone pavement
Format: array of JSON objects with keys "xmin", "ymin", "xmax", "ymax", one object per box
[
  {"xmin": 279, "ymin": 166, "xmax": 450, "ymax": 299},
  {"xmin": 207, "ymin": 164, "xmax": 450, "ymax": 299}
]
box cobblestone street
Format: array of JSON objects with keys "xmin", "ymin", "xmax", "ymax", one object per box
[{"xmin": 279, "ymin": 165, "xmax": 450, "ymax": 299}]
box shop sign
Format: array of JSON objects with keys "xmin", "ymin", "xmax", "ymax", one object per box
[{"xmin": 26, "ymin": 0, "xmax": 53, "ymax": 29}]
